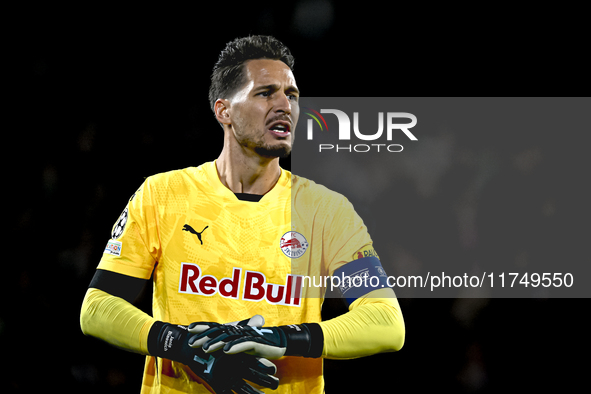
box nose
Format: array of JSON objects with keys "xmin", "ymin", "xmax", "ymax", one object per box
[{"xmin": 273, "ymin": 92, "xmax": 292, "ymax": 114}]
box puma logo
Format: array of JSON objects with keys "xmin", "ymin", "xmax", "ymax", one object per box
[{"xmin": 183, "ymin": 224, "xmax": 209, "ymax": 245}]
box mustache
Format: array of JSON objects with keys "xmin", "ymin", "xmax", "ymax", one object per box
[{"xmin": 266, "ymin": 114, "xmax": 293, "ymax": 126}]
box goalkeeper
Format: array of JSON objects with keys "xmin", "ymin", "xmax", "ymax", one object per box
[{"xmin": 80, "ymin": 35, "xmax": 405, "ymax": 393}]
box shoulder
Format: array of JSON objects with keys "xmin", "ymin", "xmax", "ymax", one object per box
[
  {"xmin": 138, "ymin": 163, "xmax": 214, "ymax": 202},
  {"xmin": 291, "ymin": 173, "xmax": 352, "ymax": 209},
  {"xmin": 144, "ymin": 163, "xmax": 211, "ymax": 189}
]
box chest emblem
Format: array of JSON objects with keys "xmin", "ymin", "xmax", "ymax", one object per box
[
  {"xmin": 183, "ymin": 224, "xmax": 209, "ymax": 245},
  {"xmin": 280, "ymin": 231, "xmax": 309, "ymax": 258}
]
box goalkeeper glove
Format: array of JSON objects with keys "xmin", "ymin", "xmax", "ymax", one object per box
[
  {"xmin": 188, "ymin": 315, "xmax": 323, "ymax": 360},
  {"xmin": 150, "ymin": 317, "xmax": 279, "ymax": 393}
]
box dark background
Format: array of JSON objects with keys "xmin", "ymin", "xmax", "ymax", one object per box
[{"xmin": 5, "ymin": 2, "xmax": 589, "ymax": 393}]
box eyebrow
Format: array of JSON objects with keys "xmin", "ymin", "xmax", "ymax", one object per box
[{"xmin": 255, "ymin": 84, "xmax": 300, "ymax": 95}]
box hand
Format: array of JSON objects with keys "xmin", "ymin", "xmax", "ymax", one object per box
[
  {"xmin": 153, "ymin": 316, "xmax": 278, "ymax": 393},
  {"xmin": 189, "ymin": 315, "xmax": 321, "ymax": 360},
  {"xmin": 195, "ymin": 324, "xmax": 287, "ymax": 360},
  {"xmin": 191, "ymin": 350, "xmax": 278, "ymax": 394},
  {"xmin": 188, "ymin": 315, "xmax": 265, "ymax": 348}
]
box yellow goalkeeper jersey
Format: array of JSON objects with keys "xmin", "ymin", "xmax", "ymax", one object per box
[{"xmin": 98, "ymin": 161, "xmax": 373, "ymax": 394}]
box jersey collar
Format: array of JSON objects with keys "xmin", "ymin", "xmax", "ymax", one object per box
[{"xmin": 206, "ymin": 160, "xmax": 291, "ymax": 202}]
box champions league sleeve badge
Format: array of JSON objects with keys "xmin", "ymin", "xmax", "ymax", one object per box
[
  {"xmin": 280, "ymin": 231, "xmax": 309, "ymax": 258},
  {"xmin": 111, "ymin": 207, "xmax": 129, "ymax": 239}
]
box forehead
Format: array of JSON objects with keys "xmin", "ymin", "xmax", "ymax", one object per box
[{"xmin": 243, "ymin": 59, "xmax": 297, "ymax": 88}]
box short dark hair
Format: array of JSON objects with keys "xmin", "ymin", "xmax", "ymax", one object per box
[{"xmin": 208, "ymin": 35, "xmax": 295, "ymax": 113}]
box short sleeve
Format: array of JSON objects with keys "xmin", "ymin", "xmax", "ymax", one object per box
[
  {"xmin": 323, "ymin": 195, "xmax": 374, "ymax": 276},
  {"xmin": 97, "ymin": 178, "xmax": 160, "ymax": 279}
]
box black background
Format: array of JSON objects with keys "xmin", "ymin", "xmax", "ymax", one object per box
[{"xmin": 5, "ymin": 3, "xmax": 589, "ymax": 393}]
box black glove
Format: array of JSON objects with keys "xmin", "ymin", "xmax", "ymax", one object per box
[
  {"xmin": 151, "ymin": 322, "xmax": 279, "ymax": 393},
  {"xmin": 188, "ymin": 315, "xmax": 323, "ymax": 360}
]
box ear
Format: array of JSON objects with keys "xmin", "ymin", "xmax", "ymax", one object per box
[{"xmin": 214, "ymin": 99, "xmax": 231, "ymax": 126}]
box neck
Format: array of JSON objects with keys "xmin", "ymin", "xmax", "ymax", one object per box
[{"xmin": 216, "ymin": 132, "xmax": 282, "ymax": 195}]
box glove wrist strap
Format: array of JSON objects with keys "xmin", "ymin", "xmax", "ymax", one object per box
[
  {"xmin": 147, "ymin": 321, "xmax": 166, "ymax": 356},
  {"xmin": 151, "ymin": 323, "xmax": 195, "ymax": 364},
  {"xmin": 280, "ymin": 323, "xmax": 324, "ymax": 358}
]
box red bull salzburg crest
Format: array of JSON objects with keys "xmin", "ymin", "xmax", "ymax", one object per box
[{"xmin": 280, "ymin": 231, "xmax": 309, "ymax": 258}]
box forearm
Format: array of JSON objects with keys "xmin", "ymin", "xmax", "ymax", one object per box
[
  {"xmin": 196, "ymin": 288, "xmax": 405, "ymax": 361},
  {"xmin": 81, "ymin": 288, "xmax": 280, "ymax": 391},
  {"xmin": 80, "ymin": 287, "xmax": 156, "ymax": 354},
  {"xmin": 318, "ymin": 288, "xmax": 405, "ymax": 359}
]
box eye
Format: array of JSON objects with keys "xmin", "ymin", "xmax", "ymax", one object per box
[{"xmin": 257, "ymin": 91, "xmax": 271, "ymax": 97}]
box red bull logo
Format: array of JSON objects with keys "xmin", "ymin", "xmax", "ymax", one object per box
[
  {"xmin": 280, "ymin": 231, "xmax": 309, "ymax": 258},
  {"xmin": 178, "ymin": 263, "xmax": 303, "ymax": 307}
]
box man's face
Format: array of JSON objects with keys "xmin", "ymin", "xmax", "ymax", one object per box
[{"xmin": 226, "ymin": 59, "xmax": 300, "ymax": 158}]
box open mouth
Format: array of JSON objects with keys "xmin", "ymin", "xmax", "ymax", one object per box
[{"xmin": 268, "ymin": 121, "xmax": 291, "ymax": 137}]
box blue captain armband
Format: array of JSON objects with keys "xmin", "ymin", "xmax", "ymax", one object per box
[{"xmin": 333, "ymin": 256, "xmax": 389, "ymax": 307}]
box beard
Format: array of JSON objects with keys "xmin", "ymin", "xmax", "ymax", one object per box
[
  {"xmin": 254, "ymin": 143, "xmax": 292, "ymax": 159},
  {"xmin": 233, "ymin": 122, "xmax": 294, "ymax": 159}
]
